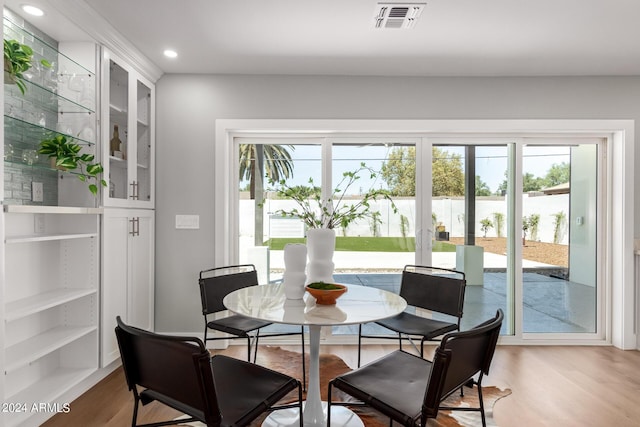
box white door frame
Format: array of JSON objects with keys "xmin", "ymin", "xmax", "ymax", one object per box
[{"xmin": 215, "ymin": 119, "xmax": 635, "ymax": 349}]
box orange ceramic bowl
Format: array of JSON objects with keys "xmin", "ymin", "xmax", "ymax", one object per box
[{"xmin": 305, "ymin": 283, "xmax": 348, "ymax": 305}]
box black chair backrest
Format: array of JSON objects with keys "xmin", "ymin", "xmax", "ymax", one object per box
[
  {"xmin": 399, "ymin": 265, "xmax": 466, "ymax": 317},
  {"xmin": 421, "ymin": 346, "xmax": 453, "ymax": 420},
  {"xmin": 115, "ymin": 317, "xmax": 222, "ymax": 425},
  {"xmin": 199, "ymin": 264, "xmax": 258, "ymax": 315},
  {"xmin": 438, "ymin": 309, "xmax": 503, "ymax": 398}
]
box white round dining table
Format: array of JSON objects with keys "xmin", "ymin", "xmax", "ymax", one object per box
[{"xmin": 223, "ymin": 283, "xmax": 407, "ymax": 427}]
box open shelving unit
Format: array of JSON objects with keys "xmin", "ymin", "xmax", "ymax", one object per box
[
  {"xmin": 2, "ymin": 207, "xmax": 100, "ymax": 427},
  {"xmin": 2, "ymin": 10, "xmax": 101, "ymax": 427}
]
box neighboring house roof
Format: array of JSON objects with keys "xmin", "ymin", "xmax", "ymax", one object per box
[{"xmin": 542, "ymin": 182, "xmax": 570, "ymax": 195}]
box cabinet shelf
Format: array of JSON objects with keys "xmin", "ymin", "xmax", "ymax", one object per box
[
  {"xmin": 4, "ymin": 115, "xmax": 95, "ymax": 147},
  {"xmin": 110, "ymin": 103, "xmax": 128, "ymax": 123},
  {"xmin": 4, "ymin": 326, "xmax": 96, "ymax": 373},
  {"xmin": 5, "ymin": 232, "xmax": 97, "ymax": 244},
  {"xmin": 5, "ymin": 366, "xmax": 95, "ymax": 409},
  {"xmin": 5, "ymin": 78, "xmax": 95, "ymax": 115},
  {"xmin": 5, "ymin": 288, "xmax": 97, "ymax": 322},
  {"xmin": 3, "ymin": 205, "xmax": 103, "ymax": 214},
  {"xmin": 4, "ymin": 16, "xmax": 94, "ymax": 90}
]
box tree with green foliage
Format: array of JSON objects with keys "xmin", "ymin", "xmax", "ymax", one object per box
[
  {"xmin": 432, "ymin": 147, "xmax": 465, "ymax": 196},
  {"xmin": 381, "ymin": 147, "xmax": 466, "ymax": 197},
  {"xmin": 475, "ymin": 175, "xmax": 492, "ymax": 196},
  {"xmin": 239, "ymin": 144, "xmax": 294, "ymax": 199},
  {"xmin": 528, "ymin": 213, "xmax": 540, "ymax": 241},
  {"xmin": 380, "ymin": 147, "xmax": 416, "ymax": 196},
  {"xmin": 480, "ymin": 218, "xmax": 493, "ymax": 237},
  {"xmin": 542, "ymin": 162, "xmax": 570, "ymax": 188},
  {"xmin": 496, "ymin": 171, "xmax": 545, "ymax": 195},
  {"xmin": 552, "ymin": 211, "xmax": 566, "ymax": 243},
  {"xmin": 522, "ymin": 216, "xmax": 530, "ymax": 245},
  {"xmin": 400, "ymin": 214, "xmax": 410, "ymax": 238},
  {"xmin": 492, "ymin": 212, "xmax": 505, "ymax": 237}
]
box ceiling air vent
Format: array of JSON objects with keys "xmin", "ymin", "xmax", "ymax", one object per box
[{"xmin": 374, "ymin": 3, "xmax": 426, "ymax": 29}]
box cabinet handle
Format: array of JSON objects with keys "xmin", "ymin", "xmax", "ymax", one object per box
[
  {"xmin": 129, "ymin": 181, "xmax": 139, "ymax": 200},
  {"xmin": 129, "ymin": 217, "xmax": 140, "ymax": 236}
]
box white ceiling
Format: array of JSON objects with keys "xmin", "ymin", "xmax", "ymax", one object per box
[{"xmin": 7, "ymin": 0, "xmax": 640, "ymax": 77}]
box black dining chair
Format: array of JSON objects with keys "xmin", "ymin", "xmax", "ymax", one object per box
[
  {"xmin": 199, "ymin": 264, "xmax": 306, "ymax": 387},
  {"xmin": 115, "ymin": 316, "xmax": 303, "ymax": 427},
  {"xmin": 357, "ymin": 264, "xmax": 466, "ymax": 366},
  {"xmin": 328, "ymin": 309, "xmax": 503, "ymax": 427}
]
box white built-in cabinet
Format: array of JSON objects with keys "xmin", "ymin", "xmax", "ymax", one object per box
[
  {"xmin": 2, "ymin": 206, "xmax": 100, "ymax": 427},
  {"xmin": 1, "ymin": 11, "xmax": 103, "ymax": 427},
  {"xmin": 101, "ymin": 49, "xmax": 155, "ymax": 208},
  {"xmin": 101, "ymin": 208, "xmax": 154, "ymax": 366},
  {"xmin": 1, "ymin": 10, "xmax": 156, "ymax": 427},
  {"xmin": 99, "ymin": 47, "xmax": 155, "ymax": 368}
]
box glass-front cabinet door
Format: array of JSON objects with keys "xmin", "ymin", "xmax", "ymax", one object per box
[{"xmin": 101, "ymin": 48, "xmax": 154, "ymax": 208}]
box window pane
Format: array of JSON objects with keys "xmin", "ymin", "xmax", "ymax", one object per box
[
  {"xmin": 432, "ymin": 145, "xmax": 511, "ymax": 334},
  {"xmin": 522, "ymin": 145, "xmax": 597, "ymax": 333},
  {"xmin": 331, "ymin": 142, "xmax": 416, "ymax": 335},
  {"xmin": 238, "ymin": 143, "xmax": 322, "ymax": 284}
]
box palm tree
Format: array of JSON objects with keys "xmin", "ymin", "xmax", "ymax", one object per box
[
  {"xmin": 239, "ymin": 144, "xmax": 295, "ymax": 246},
  {"xmin": 239, "ymin": 144, "xmax": 294, "ymax": 199}
]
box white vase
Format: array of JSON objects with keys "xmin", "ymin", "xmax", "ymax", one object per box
[
  {"xmin": 306, "ymin": 228, "xmax": 336, "ymax": 284},
  {"xmin": 283, "ymin": 243, "xmax": 307, "ymax": 299}
]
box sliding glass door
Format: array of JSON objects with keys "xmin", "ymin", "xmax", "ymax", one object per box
[
  {"xmin": 430, "ymin": 142, "xmax": 512, "ymax": 333},
  {"xmin": 521, "ymin": 142, "xmax": 600, "ymax": 334},
  {"xmin": 234, "ymin": 135, "xmax": 604, "ymax": 340}
]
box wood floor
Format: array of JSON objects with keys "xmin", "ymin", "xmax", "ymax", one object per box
[{"xmin": 40, "ymin": 344, "xmax": 640, "ymax": 427}]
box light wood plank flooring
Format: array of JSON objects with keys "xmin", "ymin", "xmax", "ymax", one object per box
[{"xmin": 41, "ymin": 345, "xmax": 640, "ymax": 427}]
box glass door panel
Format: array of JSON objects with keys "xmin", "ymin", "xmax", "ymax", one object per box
[
  {"xmin": 237, "ymin": 142, "xmax": 322, "ymax": 285},
  {"xmin": 331, "ymin": 141, "xmax": 416, "ymax": 335},
  {"xmin": 136, "ymin": 80, "xmax": 152, "ymax": 202},
  {"xmin": 107, "ymin": 59, "xmax": 129, "ymax": 200},
  {"xmin": 432, "ymin": 144, "xmax": 511, "ymax": 333},
  {"xmin": 521, "ymin": 144, "xmax": 598, "ymax": 333}
]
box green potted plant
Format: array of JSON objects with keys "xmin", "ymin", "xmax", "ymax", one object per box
[
  {"xmin": 4, "ymin": 38, "xmax": 51, "ymax": 94},
  {"xmin": 266, "ymin": 162, "xmax": 397, "ymax": 283},
  {"xmin": 38, "ymin": 134, "xmax": 107, "ymax": 196},
  {"xmin": 267, "ymin": 162, "xmax": 397, "ymax": 230}
]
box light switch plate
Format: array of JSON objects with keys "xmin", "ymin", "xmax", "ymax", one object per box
[{"xmin": 175, "ymin": 214, "xmax": 200, "ymax": 229}]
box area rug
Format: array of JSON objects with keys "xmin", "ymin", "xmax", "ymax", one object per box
[{"xmin": 182, "ymin": 346, "xmax": 511, "ymax": 427}]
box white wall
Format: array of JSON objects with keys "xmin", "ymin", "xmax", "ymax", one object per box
[{"xmin": 155, "ymin": 75, "xmax": 639, "ymax": 334}]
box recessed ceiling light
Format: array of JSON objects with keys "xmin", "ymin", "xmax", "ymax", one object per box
[
  {"xmin": 22, "ymin": 5, "xmax": 44, "ymax": 16},
  {"xmin": 163, "ymin": 50, "xmax": 178, "ymax": 58}
]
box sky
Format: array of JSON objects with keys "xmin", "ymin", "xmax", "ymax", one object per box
[{"xmin": 256, "ymin": 143, "xmax": 571, "ymax": 195}]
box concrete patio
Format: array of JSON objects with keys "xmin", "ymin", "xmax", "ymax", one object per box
[{"xmin": 265, "ymin": 250, "xmax": 596, "ymax": 336}]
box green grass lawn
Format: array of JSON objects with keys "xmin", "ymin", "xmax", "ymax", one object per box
[{"xmin": 264, "ymin": 237, "xmax": 457, "ymax": 252}]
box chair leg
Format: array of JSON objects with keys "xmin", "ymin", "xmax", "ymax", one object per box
[
  {"xmin": 477, "ymin": 384, "xmax": 486, "ymax": 427},
  {"xmin": 300, "ymin": 326, "xmax": 306, "ymax": 391},
  {"xmin": 357, "ymin": 324, "xmax": 363, "ymax": 367},
  {"xmin": 327, "ymin": 382, "xmax": 333, "ymax": 427},
  {"xmin": 246, "ymin": 336, "xmax": 252, "ymax": 362},
  {"xmin": 131, "ymin": 394, "xmax": 140, "ymax": 427},
  {"xmin": 398, "ymin": 332, "xmax": 403, "ymax": 351},
  {"xmin": 297, "ymin": 380, "xmax": 304, "ymax": 427},
  {"xmin": 253, "ymin": 330, "xmax": 261, "ymax": 363}
]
